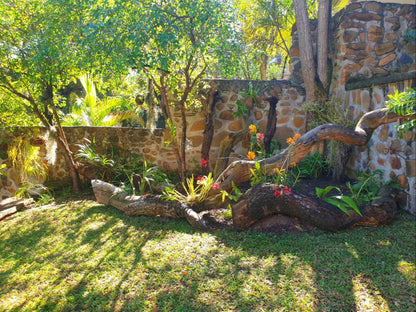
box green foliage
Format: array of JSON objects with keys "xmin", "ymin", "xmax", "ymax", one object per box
[
  {"xmin": 304, "ymin": 97, "xmax": 355, "ymax": 180},
  {"xmin": 75, "ymin": 138, "xmax": 116, "ymax": 181},
  {"xmin": 386, "ymin": 88, "xmax": 416, "ymax": 137},
  {"xmin": 0, "ymin": 163, "xmax": 7, "ymax": 181},
  {"xmin": 316, "ymin": 186, "xmax": 361, "ymax": 216},
  {"xmin": 62, "ymin": 74, "xmax": 139, "ymax": 127},
  {"xmin": 220, "ymin": 181, "xmax": 243, "ymax": 203},
  {"xmin": 164, "ymin": 119, "xmax": 177, "ymax": 147},
  {"xmin": 7, "ymin": 136, "xmax": 47, "ymax": 182},
  {"xmin": 346, "ymin": 170, "xmax": 382, "ymax": 206},
  {"xmin": 297, "ymin": 152, "xmax": 328, "ymax": 179},
  {"xmin": 131, "ymin": 161, "xmax": 171, "ymax": 195},
  {"xmin": 249, "ymin": 161, "xmax": 268, "ymax": 186},
  {"xmin": 162, "ymin": 173, "xmax": 216, "ymax": 205}
]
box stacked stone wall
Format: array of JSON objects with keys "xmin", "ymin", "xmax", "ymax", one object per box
[{"xmin": 0, "ymin": 79, "xmax": 306, "ymax": 198}]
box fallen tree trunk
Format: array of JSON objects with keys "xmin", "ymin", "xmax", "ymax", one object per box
[
  {"xmin": 91, "ymin": 180, "xmax": 226, "ymax": 231},
  {"xmin": 232, "ymin": 183, "xmax": 399, "ymax": 232},
  {"xmin": 91, "ymin": 179, "xmax": 400, "ymax": 232}
]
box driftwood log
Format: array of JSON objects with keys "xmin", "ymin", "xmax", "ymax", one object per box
[{"xmin": 91, "ymin": 107, "xmax": 414, "ymax": 232}]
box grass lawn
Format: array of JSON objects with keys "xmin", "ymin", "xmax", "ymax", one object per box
[{"xmin": 0, "ymin": 191, "xmax": 415, "ymax": 312}]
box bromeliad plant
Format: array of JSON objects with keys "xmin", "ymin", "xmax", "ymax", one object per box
[{"xmin": 162, "ymin": 173, "xmax": 219, "ymax": 205}]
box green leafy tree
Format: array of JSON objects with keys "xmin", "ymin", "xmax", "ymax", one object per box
[
  {"xmin": 234, "ymin": 0, "xmax": 296, "ymax": 80},
  {"xmin": 0, "ymin": 0, "xmax": 88, "ymax": 191},
  {"xmin": 62, "ymin": 74, "xmax": 140, "ymax": 127},
  {"xmin": 127, "ymin": 0, "xmax": 240, "ymax": 181}
]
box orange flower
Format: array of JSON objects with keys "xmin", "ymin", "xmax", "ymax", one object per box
[
  {"xmin": 274, "ymin": 168, "xmax": 280, "ymax": 174},
  {"xmin": 286, "ymin": 137, "xmax": 294, "ymax": 145},
  {"xmin": 293, "ymin": 133, "xmax": 301, "ymax": 141},
  {"xmin": 249, "ymin": 124, "xmax": 257, "ymax": 134},
  {"xmin": 247, "ymin": 151, "xmax": 256, "ymax": 160},
  {"xmin": 290, "ymin": 162, "xmax": 297, "ymax": 167}
]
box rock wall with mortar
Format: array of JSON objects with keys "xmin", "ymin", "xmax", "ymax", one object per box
[
  {"xmin": 0, "ymin": 79, "xmax": 306, "ymax": 199},
  {"xmin": 289, "ymin": 1, "xmax": 415, "ymax": 213}
]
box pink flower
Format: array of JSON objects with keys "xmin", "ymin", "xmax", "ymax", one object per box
[
  {"xmin": 197, "ymin": 176, "xmax": 205, "ymax": 182},
  {"xmin": 201, "ymin": 158, "xmax": 208, "ymax": 168},
  {"xmin": 212, "ymin": 183, "xmax": 220, "ymax": 191},
  {"xmin": 257, "ymin": 133, "xmax": 265, "ymax": 142}
]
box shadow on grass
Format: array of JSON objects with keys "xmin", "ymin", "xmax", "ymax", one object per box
[{"xmin": 0, "ymin": 199, "xmax": 414, "ymax": 312}]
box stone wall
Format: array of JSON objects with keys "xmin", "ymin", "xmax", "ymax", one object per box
[
  {"xmin": 0, "ymin": 79, "xmax": 306, "ymax": 198},
  {"xmin": 330, "ymin": 2, "xmax": 416, "ymax": 213},
  {"xmin": 289, "ymin": 1, "xmax": 415, "ymax": 213}
]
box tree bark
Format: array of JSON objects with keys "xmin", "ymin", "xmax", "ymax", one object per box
[
  {"xmin": 264, "ymin": 96, "xmax": 278, "ymax": 154},
  {"xmin": 232, "ymin": 183, "xmax": 398, "ymax": 232},
  {"xmin": 293, "ymin": 0, "xmax": 316, "ymax": 103},
  {"xmin": 91, "ymin": 180, "xmax": 226, "ymax": 231},
  {"xmin": 317, "ymin": 0, "xmax": 331, "ymax": 90},
  {"xmin": 201, "ymin": 86, "xmax": 220, "ymax": 174}
]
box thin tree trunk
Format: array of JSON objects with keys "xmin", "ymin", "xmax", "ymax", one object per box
[
  {"xmin": 293, "ymin": 0, "xmax": 316, "ymax": 103},
  {"xmin": 200, "ymin": 86, "xmax": 219, "ymax": 174},
  {"xmin": 264, "ymin": 96, "xmax": 278, "ymax": 154},
  {"xmin": 317, "ymin": 0, "xmax": 332, "ymax": 90},
  {"xmin": 260, "ymin": 53, "xmax": 268, "ymax": 80}
]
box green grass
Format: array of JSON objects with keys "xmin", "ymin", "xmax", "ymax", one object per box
[{"xmin": 0, "ymin": 192, "xmax": 415, "ymax": 312}]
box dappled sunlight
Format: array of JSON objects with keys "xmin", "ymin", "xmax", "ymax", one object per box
[
  {"xmin": 352, "ymin": 274, "xmax": 390, "ymax": 312},
  {"xmin": 397, "ymin": 260, "xmax": 416, "ymax": 287},
  {"xmin": 345, "ymin": 241, "xmax": 360, "ymax": 259}
]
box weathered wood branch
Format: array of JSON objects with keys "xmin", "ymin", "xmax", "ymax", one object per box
[
  {"xmin": 215, "ymin": 108, "xmax": 415, "ymax": 192},
  {"xmin": 232, "ymin": 183, "xmax": 398, "ymax": 232},
  {"xmin": 91, "ymin": 180, "xmax": 226, "ymax": 231}
]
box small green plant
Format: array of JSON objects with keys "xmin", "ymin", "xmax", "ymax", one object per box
[
  {"xmin": 232, "ymin": 99, "xmax": 249, "ymax": 118},
  {"xmin": 249, "ymin": 161, "xmax": 268, "ymax": 186},
  {"xmin": 297, "ymin": 152, "xmax": 328, "ymax": 179},
  {"xmin": 7, "ymin": 136, "xmax": 47, "ymax": 182},
  {"xmin": 75, "ymin": 138, "xmax": 115, "ymax": 181},
  {"xmin": 131, "ymin": 161, "xmax": 171, "ymax": 195},
  {"xmin": 220, "ymin": 181, "xmax": 243, "ymax": 203},
  {"xmin": 385, "ymin": 88, "xmax": 416, "ymax": 137},
  {"xmin": 316, "ymin": 186, "xmax": 361, "ymax": 216},
  {"xmin": 346, "ymin": 170, "xmax": 382, "ymax": 206},
  {"xmin": 162, "ymin": 173, "xmax": 219, "ymax": 205}
]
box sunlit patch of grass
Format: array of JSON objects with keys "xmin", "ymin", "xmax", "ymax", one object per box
[
  {"xmin": 352, "ymin": 274, "xmax": 390, "ymax": 312},
  {"xmin": 0, "ymin": 194, "xmax": 415, "ymax": 312},
  {"xmin": 398, "ymin": 260, "xmax": 416, "ymax": 287}
]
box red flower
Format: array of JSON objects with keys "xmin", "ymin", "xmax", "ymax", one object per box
[
  {"xmin": 201, "ymin": 158, "xmax": 208, "ymax": 168},
  {"xmin": 257, "ymin": 133, "xmax": 265, "ymax": 142},
  {"xmin": 274, "ymin": 186, "xmax": 292, "ymax": 198},
  {"xmin": 212, "ymin": 183, "xmax": 220, "ymax": 191},
  {"xmin": 197, "ymin": 176, "xmax": 205, "ymax": 182}
]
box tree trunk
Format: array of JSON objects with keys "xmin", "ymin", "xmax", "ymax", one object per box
[
  {"xmin": 200, "ymin": 86, "xmax": 219, "ymax": 174},
  {"xmin": 232, "ymin": 183, "xmax": 398, "ymax": 231},
  {"xmin": 264, "ymin": 96, "xmax": 278, "ymax": 154},
  {"xmin": 317, "ymin": 0, "xmax": 332, "ymax": 90},
  {"xmin": 91, "ymin": 180, "xmax": 226, "ymax": 231},
  {"xmin": 260, "ymin": 53, "xmax": 268, "ymax": 80},
  {"xmin": 293, "ymin": 0, "xmax": 317, "ymax": 103}
]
